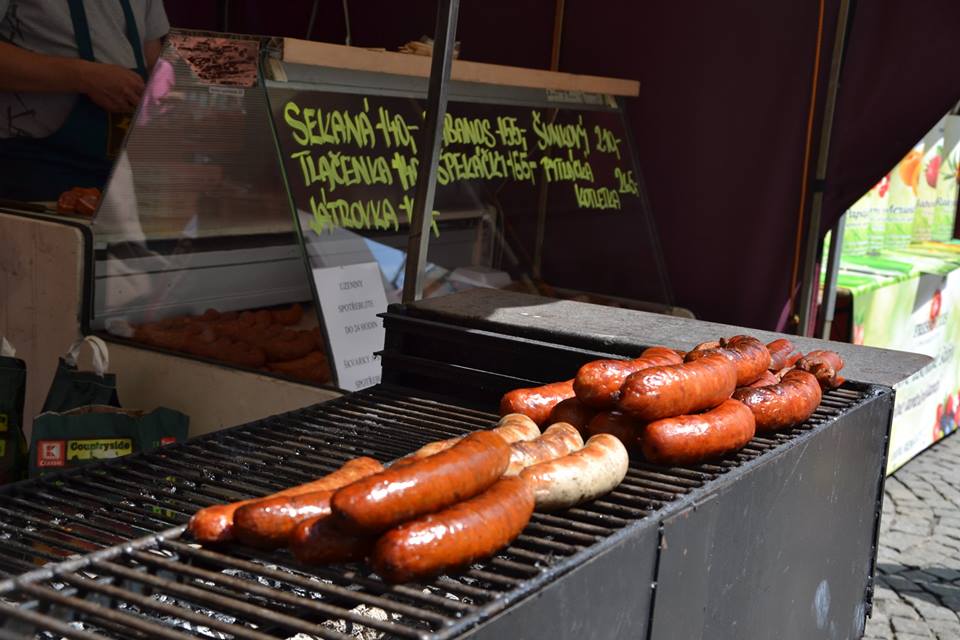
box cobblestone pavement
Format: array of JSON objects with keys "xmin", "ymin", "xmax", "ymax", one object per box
[{"xmin": 863, "ymin": 433, "xmax": 960, "ymax": 640}]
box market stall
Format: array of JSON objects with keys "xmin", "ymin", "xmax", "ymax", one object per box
[
  {"xmin": 0, "ymin": 290, "xmax": 921, "ymax": 639},
  {"xmin": 2, "ymin": 27, "xmax": 682, "ymax": 438},
  {"xmin": 0, "ymin": 5, "xmax": 938, "ymax": 638}
]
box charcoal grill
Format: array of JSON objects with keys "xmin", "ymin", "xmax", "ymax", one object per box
[{"xmin": 0, "ymin": 302, "xmax": 894, "ymax": 640}]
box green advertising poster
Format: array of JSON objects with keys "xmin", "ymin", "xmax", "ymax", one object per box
[
  {"xmin": 841, "ymin": 248, "xmax": 960, "ymax": 473},
  {"xmin": 884, "ymin": 143, "xmax": 924, "ymax": 249},
  {"xmin": 912, "ymin": 118, "xmax": 946, "ymax": 243},
  {"xmin": 867, "ymin": 175, "xmax": 891, "ymax": 253},
  {"xmin": 842, "ymin": 185, "xmax": 878, "ymax": 256},
  {"xmin": 885, "ymin": 267, "xmax": 960, "ymax": 473},
  {"xmin": 933, "ymin": 115, "xmax": 960, "ymax": 242}
]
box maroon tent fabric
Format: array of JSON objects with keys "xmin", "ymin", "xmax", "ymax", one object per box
[{"xmin": 163, "ymin": 0, "xmax": 960, "ymax": 330}]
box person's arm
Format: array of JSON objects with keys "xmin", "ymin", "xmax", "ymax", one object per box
[
  {"xmin": 0, "ymin": 42, "xmax": 144, "ymax": 112},
  {"xmin": 144, "ymin": 38, "xmax": 163, "ymax": 70}
]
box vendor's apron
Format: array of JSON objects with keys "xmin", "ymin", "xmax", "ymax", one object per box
[{"xmin": 0, "ymin": 0, "xmax": 146, "ymax": 202}]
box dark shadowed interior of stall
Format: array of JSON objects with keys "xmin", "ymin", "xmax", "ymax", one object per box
[{"xmin": 162, "ymin": 0, "xmax": 960, "ymax": 331}]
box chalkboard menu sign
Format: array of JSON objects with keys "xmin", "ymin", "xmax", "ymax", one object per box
[
  {"xmin": 267, "ymin": 77, "xmax": 670, "ymax": 318},
  {"xmin": 272, "ymin": 89, "xmax": 643, "ymax": 235}
]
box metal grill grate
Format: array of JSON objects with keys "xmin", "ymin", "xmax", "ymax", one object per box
[{"xmin": 0, "ymin": 385, "xmax": 871, "ymax": 639}]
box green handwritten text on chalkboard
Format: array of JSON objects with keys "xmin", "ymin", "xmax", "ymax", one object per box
[{"xmin": 276, "ymin": 95, "xmax": 641, "ymax": 238}]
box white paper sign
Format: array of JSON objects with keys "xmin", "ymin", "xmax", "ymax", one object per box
[{"xmin": 312, "ymin": 262, "xmax": 388, "ymax": 391}]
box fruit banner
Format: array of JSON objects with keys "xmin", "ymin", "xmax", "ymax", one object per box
[
  {"xmin": 911, "ymin": 117, "xmax": 946, "ymax": 243},
  {"xmin": 933, "ymin": 116, "xmax": 960, "ymax": 241},
  {"xmin": 840, "ymin": 242, "xmax": 960, "ymax": 474}
]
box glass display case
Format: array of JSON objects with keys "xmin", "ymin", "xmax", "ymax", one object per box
[{"xmin": 89, "ymin": 31, "xmax": 668, "ymax": 391}]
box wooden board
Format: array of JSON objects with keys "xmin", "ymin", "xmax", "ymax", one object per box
[
  {"xmin": 282, "ymin": 38, "xmax": 640, "ymax": 97},
  {"xmin": 0, "ymin": 213, "xmax": 85, "ymax": 432}
]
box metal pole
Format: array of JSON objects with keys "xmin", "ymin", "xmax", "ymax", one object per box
[
  {"xmin": 797, "ymin": 0, "xmax": 852, "ymax": 336},
  {"xmin": 818, "ymin": 214, "xmax": 846, "ymax": 339},
  {"xmin": 218, "ymin": 0, "xmax": 229, "ymax": 32},
  {"xmin": 532, "ymin": 0, "xmax": 566, "ymax": 280},
  {"xmin": 401, "ymin": 0, "xmax": 460, "ymax": 303}
]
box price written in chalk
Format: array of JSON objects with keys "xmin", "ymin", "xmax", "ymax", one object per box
[{"xmin": 276, "ymin": 92, "xmax": 641, "ymax": 238}]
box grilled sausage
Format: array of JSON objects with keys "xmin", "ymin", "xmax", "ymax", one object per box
[
  {"xmin": 685, "ymin": 336, "xmax": 771, "ymax": 387},
  {"xmin": 796, "ymin": 350, "xmax": 845, "ymax": 389},
  {"xmin": 618, "ymin": 353, "xmax": 738, "ymax": 421},
  {"xmin": 500, "ymin": 380, "xmax": 575, "ymax": 426},
  {"xmin": 732, "ymin": 370, "xmax": 822, "ymax": 432},
  {"xmin": 371, "ymin": 476, "xmax": 534, "ymax": 583},
  {"xmin": 741, "ymin": 369, "xmax": 780, "ymax": 390},
  {"xmin": 767, "ymin": 338, "xmax": 802, "ymax": 371},
  {"xmin": 188, "ymin": 457, "xmax": 382, "ymax": 544},
  {"xmin": 504, "ymin": 422, "xmax": 584, "ymax": 476},
  {"xmin": 332, "ymin": 431, "xmax": 510, "ymax": 535},
  {"xmin": 688, "ymin": 340, "xmax": 720, "ymax": 354},
  {"xmin": 289, "ymin": 514, "xmax": 374, "ymax": 565},
  {"xmin": 573, "ymin": 347, "xmax": 683, "ymax": 409},
  {"xmin": 548, "ymin": 397, "xmax": 597, "ymax": 433},
  {"xmin": 57, "ymin": 189, "xmax": 79, "ymax": 214},
  {"xmin": 584, "ymin": 411, "xmax": 644, "ymax": 454},
  {"xmin": 405, "ymin": 413, "xmax": 540, "ymax": 460},
  {"xmin": 642, "ymin": 399, "xmax": 756, "ymax": 466},
  {"xmin": 519, "ymin": 434, "xmax": 629, "ymax": 512},
  {"xmin": 234, "ymin": 489, "xmax": 336, "ymax": 549},
  {"xmin": 233, "ymin": 456, "xmax": 384, "ymax": 549}
]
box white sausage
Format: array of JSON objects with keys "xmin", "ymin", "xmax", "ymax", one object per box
[
  {"xmin": 504, "ymin": 422, "xmax": 584, "ymax": 476},
  {"xmin": 519, "ymin": 434, "xmax": 629, "ymax": 511}
]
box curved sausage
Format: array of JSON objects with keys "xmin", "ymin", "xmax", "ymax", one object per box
[
  {"xmin": 767, "ymin": 338, "xmax": 802, "ymax": 371},
  {"xmin": 332, "ymin": 431, "xmax": 510, "ymax": 535},
  {"xmin": 499, "ymin": 380, "xmax": 575, "ymax": 427},
  {"xmin": 796, "ymin": 350, "xmax": 845, "ymax": 389},
  {"xmin": 584, "ymin": 411, "xmax": 644, "ymax": 454},
  {"xmin": 519, "ymin": 434, "xmax": 629, "ymax": 512},
  {"xmin": 685, "ymin": 336, "xmax": 771, "ymax": 387},
  {"xmin": 188, "ymin": 457, "xmax": 382, "ymax": 544},
  {"xmin": 618, "ymin": 353, "xmax": 738, "ymax": 421},
  {"xmin": 258, "ymin": 329, "xmax": 316, "ymax": 363},
  {"xmin": 371, "ymin": 476, "xmax": 534, "ymax": 584},
  {"xmin": 504, "ymin": 422, "xmax": 584, "ymax": 476},
  {"xmin": 573, "ymin": 348, "xmax": 683, "ymax": 409},
  {"xmin": 548, "ymin": 397, "xmax": 597, "ymax": 433},
  {"xmin": 733, "ymin": 370, "xmax": 822, "ymax": 432},
  {"xmin": 642, "ymin": 399, "xmax": 756, "ymax": 466},
  {"xmin": 405, "ymin": 413, "xmax": 540, "ymax": 460},
  {"xmin": 289, "ymin": 514, "xmax": 374, "ymax": 565}
]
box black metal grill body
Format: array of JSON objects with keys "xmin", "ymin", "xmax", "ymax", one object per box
[{"xmin": 0, "ymin": 304, "xmax": 893, "ymax": 640}]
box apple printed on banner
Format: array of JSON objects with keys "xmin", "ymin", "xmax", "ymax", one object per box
[
  {"xmin": 877, "ymin": 174, "xmax": 890, "ymax": 198},
  {"xmin": 934, "ymin": 403, "xmax": 944, "ymax": 441},
  {"xmin": 930, "ymin": 290, "xmax": 943, "ymax": 327},
  {"xmin": 926, "ymin": 154, "xmax": 942, "ymax": 188},
  {"xmin": 852, "ymin": 324, "xmax": 865, "ymax": 345},
  {"xmin": 954, "ymin": 391, "xmax": 960, "ymax": 427}
]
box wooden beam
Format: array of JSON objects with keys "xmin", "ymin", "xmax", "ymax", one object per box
[{"xmin": 282, "ymin": 38, "xmax": 639, "ymax": 97}]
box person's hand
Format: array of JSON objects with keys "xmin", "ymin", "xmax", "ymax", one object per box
[{"xmin": 77, "ymin": 61, "xmax": 144, "ymax": 113}]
